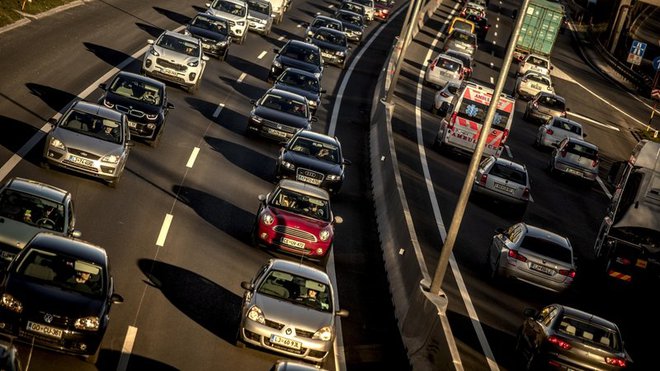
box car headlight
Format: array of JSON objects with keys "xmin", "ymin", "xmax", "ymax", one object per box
[
  {"xmin": 313, "ymin": 326, "xmax": 333, "ymax": 341},
  {"xmin": 188, "ymin": 60, "xmax": 200, "ymax": 67},
  {"xmin": 50, "ymin": 137, "xmax": 66, "ymax": 150},
  {"xmin": 183, "ymin": 29, "xmax": 191, "ymax": 36},
  {"xmin": 0, "ymin": 293, "xmax": 23, "ymax": 313},
  {"xmin": 149, "ymin": 48, "xmax": 160, "ymax": 57},
  {"xmin": 281, "ymin": 160, "xmax": 295, "ymax": 170},
  {"xmin": 237, "ymin": 21, "xmax": 246, "ymax": 26},
  {"xmin": 319, "ymin": 228, "xmax": 331, "ymax": 241},
  {"xmin": 217, "ymin": 40, "xmax": 227, "ymax": 47},
  {"xmin": 335, "ymin": 50, "xmax": 345, "ymax": 56},
  {"xmin": 101, "ymin": 154, "xmax": 120, "ymax": 164},
  {"xmin": 326, "ymin": 174, "xmax": 341, "ymax": 181},
  {"xmin": 251, "ymin": 113, "xmax": 262, "ymax": 123},
  {"xmin": 262, "ymin": 212, "xmax": 274, "ymax": 225},
  {"xmin": 307, "ymin": 30, "xmax": 314, "ymax": 36},
  {"xmin": 314, "ymin": 72, "xmax": 321, "ymax": 78},
  {"xmin": 146, "ymin": 113, "xmax": 158, "ymax": 120},
  {"xmin": 309, "ymin": 99, "xmax": 318, "ymax": 108},
  {"xmin": 273, "ymin": 59, "xmax": 282, "ymax": 68},
  {"xmin": 247, "ymin": 305, "xmax": 265, "ymax": 324},
  {"xmin": 147, "ymin": 123, "xmax": 157, "ymax": 129},
  {"xmin": 74, "ymin": 316, "xmax": 100, "ymax": 331}
]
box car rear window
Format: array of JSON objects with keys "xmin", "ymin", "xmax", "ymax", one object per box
[
  {"xmin": 552, "ymin": 120, "xmax": 582, "ymax": 135},
  {"xmin": 538, "ymin": 96, "xmax": 565, "ymax": 110},
  {"xmin": 527, "ymin": 74, "xmax": 550, "ymax": 85},
  {"xmin": 437, "ymin": 57, "xmax": 461, "ymax": 71},
  {"xmin": 557, "ymin": 316, "xmax": 621, "ymax": 351},
  {"xmin": 519, "ymin": 236, "xmax": 571, "ymax": 263},
  {"xmin": 566, "ymin": 143, "xmax": 598, "ymax": 160},
  {"xmin": 528, "ymin": 56, "xmax": 549, "ymax": 68},
  {"xmin": 489, "ymin": 163, "xmax": 527, "ymax": 184},
  {"xmin": 447, "ymin": 51, "xmax": 470, "ymax": 67}
]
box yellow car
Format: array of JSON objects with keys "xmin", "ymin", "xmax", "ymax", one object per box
[{"xmin": 448, "ymin": 17, "xmax": 475, "ymax": 35}]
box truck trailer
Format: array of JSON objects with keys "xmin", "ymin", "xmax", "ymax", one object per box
[{"xmin": 513, "ymin": 0, "xmax": 564, "ymax": 61}]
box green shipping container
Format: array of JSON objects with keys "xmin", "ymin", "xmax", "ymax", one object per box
[{"xmin": 515, "ymin": 0, "xmax": 564, "ymax": 57}]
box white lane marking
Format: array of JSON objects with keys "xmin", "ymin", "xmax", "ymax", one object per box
[
  {"xmin": 566, "ymin": 111, "xmax": 620, "ymax": 131},
  {"xmin": 186, "ymin": 147, "xmax": 200, "ymax": 168},
  {"xmin": 297, "ymin": 23, "xmax": 302, "ymax": 28},
  {"xmin": 597, "ymin": 177, "xmax": 613, "ymax": 199},
  {"xmin": 257, "ymin": 51, "xmax": 267, "ymax": 59},
  {"xmin": 278, "ymin": 35, "xmax": 285, "ymax": 41},
  {"xmin": 494, "ymin": 32, "xmax": 497, "ymax": 37},
  {"xmin": 156, "ymin": 214, "xmax": 174, "ymax": 247},
  {"xmin": 237, "ymin": 72, "xmax": 247, "ymax": 83},
  {"xmin": 497, "ymin": 17, "xmax": 500, "ymax": 21},
  {"xmin": 116, "ymin": 326, "xmax": 138, "ymax": 371},
  {"xmin": 327, "ymin": 251, "xmax": 346, "ymax": 370},
  {"xmin": 0, "ymin": 123, "xmax": 50, "ymax": 181},
  {"xmin": 492, "ymin": 40, "xmax": 496, "ymax": 44},
  {"xmin": 495, "ymin": 24, "xmax": 498, "ymax": 28},
  {"xmin": 213, "ymin": 103, "xmax": 225, "ymax": 118},
  {"xmin": 415, "ymin": 3, "xmax": 498, "ymax": 370},
  {"xmin": 490, "ymin": 76, "xmax": 494, "ymax": 84}
]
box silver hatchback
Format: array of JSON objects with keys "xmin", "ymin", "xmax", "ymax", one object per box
[
  {"xmin": 473, "ymin": 156, "xmax": 532, "ymax": 210},
  {"xmin": 523, "ymin": 91, "xmax": 567, "ymax": 124},
  {"xmin": 548, "ymin": 137, "xmax": 599, "ymax": 183},
  {"xmin": 424, "ymin": 53, "xmax": 464, "ymax": 88},
  {"xmin": 487, "ymin": 223, "xmax": 576, "ymax": 293}
]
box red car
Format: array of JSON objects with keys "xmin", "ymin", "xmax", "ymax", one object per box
[
  {"xmin": 374, "ymin": 0, "xmax": 394, "ymax": 21},
  {"xmin": 253, "ymin": 180, "xmax": 343, "ymax": 265}
]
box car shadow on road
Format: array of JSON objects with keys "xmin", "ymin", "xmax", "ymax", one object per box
[
  {"xmin": 298, "ymin": 8, "xmax": 324, "ymax": 19},
  {"xmin": 154, "ymin": 6, "xmax": 191, "ymax": 25},
  {"xmin": 219, "ymin": 76, "xmax": 266, "ymax": 100},
  {"xmin": 226, "ymin": 55, "xmax": 272, "ymax": 84},
  {"xmin": 0, "ymin": 115, "xmax": 41, "ymax": 155},
  {"xmin": 271, "ymin": 25, "xmax": 304, "ymax": 42},
  {"xmin": 184, "ymin": 97, "xmax": 250, "ymax": 136},
  {"xmin": 95, "ymin": 349, "xmax": 178, "ymax": 371},
  {"xmin": 25, "ymin": 83, "xmax": 79, "ymax": 114},
  {"xmin": 83, "ymin": 42, "xmax": 137, "ymax": 69},
  {"xmin": 138, "ymin": 259, "xmax": 243, "ymax": 344},
  {"xmin": 136, "ymin": 22, "xmax": 164, "ymax": 38},
  {"xmin": 205, "ymin": 136, "xmax": 277, "ymax": 183}
]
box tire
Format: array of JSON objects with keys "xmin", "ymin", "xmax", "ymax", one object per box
[
  {"xmin": 488, "ymin": 253, "xmax": 499, "ymax": 279},
  {"xmin": 239, "ymin": 33, "xmax": 246, "ymax": 45},
  {"xmin": 523, "ymin": 109, "xmax": 529, "ymax": 121}
]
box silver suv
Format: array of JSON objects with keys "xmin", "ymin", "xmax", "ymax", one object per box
[
  {"xmin": 206, "ymin": 0, "xmax": 249, "ymax": 44},
  {"xmin": 142, "ymin": 31, "xmax": 209, "ymax": 94}
]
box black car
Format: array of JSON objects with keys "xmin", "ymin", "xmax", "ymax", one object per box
[
  {"xmin": 306, "ymin": 27, "xmax": 351, "ymax": 69},
  {"xmin": 276, "ymin": 130, "xmax": 350, "ymax": 194},
  {"xmin": 516, "ymin": 304, "xmax": 632, "ymax": 370},
  {"xmin": 269, "ymin": 40, "xmax": 323, "ymax": 82},
  {"xmin": 273, "ymin": 68, "xmax": 325, "ymax": 115},
  {"xmin": 99, "ymin": 71, "xmax": 174, "ymax": 147},
  {"xmin": 305, "ymin": 15, "xmax": 344, "ymax": 39},
  {"xmin": 0, "ymin": 233, "xmax": 123, "ymax": 363},
  {"xmin": 184, "ymin": 12, "xmax": 232, "ymax": 60},
  {"xmin": 247, "ymin": 88, "xmax": 317, "ymax": 141},
  {"xmin": 465, "ymin": 13, "xmax": 490, "ymax": 41},
  {"xmin": 334, "ymin": 10, "xmax": 365, "ymax": 43}
]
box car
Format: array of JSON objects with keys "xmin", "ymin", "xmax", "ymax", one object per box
[
  {"xmin": 141, "ymin": 30, "xmax": 209, "ymax": 94},
  {"xmin": 247, "ymin": 0, "xmax": 273, "ymax": 35},
  {"xmin": 518, "ymin": 53, "xmax": 552, "ymax": 76},
  {"xmin": 42, "ymin": 100, "xmax": 132, "ymax": 188},
  {"xmin": 443, "ymin": 29, "xmax": 477, "ymax": 57},
  {"xmin": 247, "ymin": 88, "xmax": 317, "ymax": 141},
  {"xmin": 0, "ymin": 232, "xmax": 124, "ymax": 363},
  {"xmin": 237, "ymin": 259, "xmax": 349, "ymax": 365},
  {"xmin": 448, "ymin": 17, "xmax": 475, "ymax": 35},
  {"xmin": 271, "ymin": 359, "xmax": 327, "ymax": 371},
  {"xmin": 516, "ymin": 304, "xmax": 632, "ymax": 370},
  {"xmin": 515, "ymin": 71, "xmax": 554, "ymax": 100},
  {"xmin": 337, "ymin": 1, "xmax": 369, "ymax": 23},
  {"xmin": 305, "ymin": 15, "xmax": 344, "ymax": 38},
  {"xmin": 206, "ymin": 0, "xmax": 249, "ymax": 44},
  {"xmin": 534, "ymin": 117, "xmax": 584, "ymax": 149},
  {"xmin": 430, "ymin": 81, "xmax": 461, "ymax": 115},
  {"xmin": 444, "ymin": 49, "xmax": 474, "ymax": 79},
  {"xmin": 0, "ymin": 178, "xmax": 81, "ymax": 267},
  {"xmin": 465, "ymin": 13, "xmax": 490, "ymax": 41},
  {"xmin": 548, "ymin": 137, "xmax": 600, "ymax": 183},
  {"xmin": 472, "ymin": 156, "xmax": 532, "ymax": 212},
  {"xmin": 424, "ymin": 53, "xmax": 464, "ymax": 88},
  {"xmin": 268, "ymin": 40, "xmax": 323, "ymax": 82},
  {"xmin": 460, "ymin": 2, "xmax": 485, "ymax": 18},
  {"xmin": 273, "ymin": 68, "xmax": 325, "ymax": 115},
  {"xmin": 487, "ymin": 222, "xmax": 576, "ymax": 293},
  {"xmin": 184, "ymin": 12, "xmax": 232, "ymax": 60},
  {"xmin": 276, "ymin": 130, "xmax": 351, "ymax": 194},
  {"xmin": 348, "ymin": 0, "xmax": 376, "ymax": 22},
  {"xmin": 99, "ymin": 71, "xmax": 174, "ymax": 147},
  {"xmin": 373, "ymin": 0, "xmax": 395, "ymax": 21},
  {"xmin": 334, "ymin": 10, "xmax": 366, "ymax": 43},
  {"xmin": 306, "ymin": 27, "xmax": 351, "ymax": 69},
  {"xmin": 523, "ymin": 91, "xmax": 567, "ymax": 123},
  {"xmin": 0, "ymin": 338, "xmax": 22, "ymax": 371},
  {"xmin": 268, "ymin": 0, "xmax": 286, "ymax": 24},
  {"xmin": 252, "ymin": 180, "xmax": 343, "ymax": 263}
]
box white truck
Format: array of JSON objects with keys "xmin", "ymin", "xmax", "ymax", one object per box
[{"xmin": 434, "ymin": 82, "xmax": 515, "ymax": 157}]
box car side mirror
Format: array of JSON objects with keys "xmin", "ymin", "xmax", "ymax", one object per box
[
  {"xmin": 167, "ymin": 102, "xmax": 175, "ymax": 109},
  {"xmin": 71, "ymin": 230, "xmax": 82, "ymax": 238},
  {"xmin": 336, "ymin": 309, "xmax": 349, "ymax": 317},
  {"xmin": 111, "ymin": 293, "xmax": 124, "ymax": 304},
  {"xmin": 334, "ymin": 216, "xmax": 343, "ymax": 224},
  {"xmin": 582, "ymin": 133, "xmax": 587, "ymax": 138},
  {"xmin": 99, "ymin": 83, "xmax": 107, "ymax": 91},
  {"xmin": 343, "ymin": 159, "xmax": 352, "ymax": 165},
  {"xmin": 258, "ymin": 194, "xmax": 266, "ymax": 202},
  {"xmin": 147, "ymin": 39, "xmax": 155, "ymax": 45},
  {"xmin": 311, "ymin": 116, "xmax": 319, "ymax": 122},
  {"xmin": 566, "ymin": 107, "xmax": 570, "ymax": 112},
  {"xmin": 523, "ymin": 308, "xmax": 537, "ymax": 318},
  {"xmin": 241, "ymin": 281, "xmax": 255, "ymax": 291}
]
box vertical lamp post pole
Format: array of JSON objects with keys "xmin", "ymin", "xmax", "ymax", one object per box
[{"xmin": 429, "ymin": 0, "xmax": 532, "ymax": 294}]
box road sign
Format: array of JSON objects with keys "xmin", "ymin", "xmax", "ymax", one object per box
[
  {"xmin": 653, "ymin": 56, "xmax": 660, "ymax": 72},
  {"xmin": 627, "ymin": 53, "xmax": 643, "ymax": 65},
  {"xmin": 630, "ymin": 40, "xmax": 647, "ymax": 57}
]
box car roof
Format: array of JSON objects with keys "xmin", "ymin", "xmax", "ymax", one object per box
[
  {"xmin": 71, "ymin": 100, "xmax": 124, "ymax": 122},
  {"xmin": 270, "ymin": 259, "xmax": 331, "ymax": 285},
  {"xmin": 536, "ymin": 91, "xmax": 565, "ymax": 101},
  {"xmin": 552, "ymin": 117, "xmax": 582, "ymax": 127},
  {"xmin": 161, "ymin": 29, "xmax": 199, "ymax": 44},
  {"xmin": 522, "ymin": 224, "xmax": 571, "ymax": 248},
  {"xmin": 445, "ymin": 49, "xmax": 472, "ymax": 60},
  {"xmin": 281, "ymin": 67, "xmax": 319, "ymax": 79},
  {"xmin": 526, "ymin": 53, "xmax": 550, "ymax": 61},
  {"xmin": 557, "ymin": 305, "xmax": 621, "ymax": 331},
  {"xmin": 6, "ymin": 177, "xmax": 69, "ymax": 203},
  {"xmin": 27, "ymin": 233, "xmax": 108, "ymax": 265},
  {"xmin": 115, "ymin": 71, "xmax": 165, "ymax": 89},
  {"xmin": 565, "ymin": 137, "xmax": 598, "ymax": 150},
  {"xmin": 295, "ymin": 130, "xmax": 339, "ymax": 146},
  {"xmin": 266, "ymin": 88, "xmax": 308, "ymax": 102},
  {"xmin": 492, "ymin": 157, "xmax": 526, "ymax": 172},
  {"xmin": 193, "ymin": 11, "xmax": 231, "ymax": 23},
  {"xmin": 278, "ymin": 179, "xmax": 331, "ymax": 201},
  {"xmin": 285, "ymin": 39, "xmax": 320, "ymax": 51},
  {"xmin": 316, "ymin": 26, "xmax": 346, "ymax": 36},
  {"xmin": 436, "ymin": 53, "xmax": 464, "ymax": 65}
]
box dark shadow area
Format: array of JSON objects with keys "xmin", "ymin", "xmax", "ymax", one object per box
[
  {"xmin": 0, "ymin": 115, "xmax": 41, "ymax": 154},
  {"xmin": 83, "ymin": 42, "xmax": 137, "ymax": 68},
  {"xmin": 96, "ymin": 349, "xmax": 178, "ymax": 371},
  {"xmin": 125, "ymin": 167, "xmax": 178, "ymax": 199},
  {"xmin": 225, "ymin": 54, "xmax": 271, "ymax": 83},
  {"xmin": 154, "ymin": 6, "xmax": 191, "ymax": 25},
  {"xmin": 25, "ymin": 83, "xmax": 78, "ymax": 114},
  {"xmin": 184, "ymin": 96, "xmax": 219, "ymax": 122},
  {"xmin": 135, "ymin": 22, "xmax": 164, "ymax": 38},
  {"xmin": 403, "ymin": 58, "xmax": 425, "ymax": 72},
  {"xmin": 307, "ymin": 2, "xmax": 332, "ymax": 14},
  {"xmin": 290, "ymin": 17, "xmax": 310, "ymax": 29},
  {"xmin": 171, "ymin": 186, "xmax": 255, "ymax": 244},
  {"xmin": 192, "ymin": 5, "xmax": 207, "ymax": 13},
  {"xmin": 214, "ymin": 103, "xmax": 249, "ymax": 136},
  {"xmin": 219, "ymin": 76, "xmax": 266, "ymax": 99},
  {"xmin": 298, "ymin": 8, "xmax": 324, "ymax": 19},
  {"xmin": 419, "ymin": 28, "xmax": 444, "ymax": 41},
  {"xmin": 205, "ymin": 136, "xmax": 277, "ymax": 183},
  {"xmin": 469, "ymin": 193, "xmax": 527, "ymax": 221},
  {"xmin": 478, "ymin": 42, "xmax": 506, "ymax": 58}
]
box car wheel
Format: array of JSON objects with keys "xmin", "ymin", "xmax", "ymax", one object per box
[
  {"xmin": 533, "ymin": 135, "xmax": 540, "ymax": 148},
  {"xmin": 489, "ymin": 254, "xmax": 500, "ymax": 279},
  {"xmin": 547, "ymin": 159, "xmax": 556, "ymax": 175},
  {"xmin": 235, "ymin": 326, "xmax": 246, "ymax": 348},
  {"xmin": 523, "ymin": 109, "xmax": 529, "ymax": 121},
  {"xmin": 525, "ymin": 352, "xmax": 536, "ymax": 371}
]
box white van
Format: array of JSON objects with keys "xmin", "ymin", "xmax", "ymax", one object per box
[{"xmin": 206, "ymin": 0, "xmax": 249, "ymax": 44}]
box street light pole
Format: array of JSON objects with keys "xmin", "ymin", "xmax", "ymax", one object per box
[{"xmin": 429, "ymin": 0, "xmax": 531, "ymax": 294}]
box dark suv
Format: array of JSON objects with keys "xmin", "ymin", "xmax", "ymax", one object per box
[
  {"xmin": 269, "ymin": 40, "xmax": 323, "ymax": 82},
  {"xmin": 247, "ymin": 88, "xmax": 317, "ymax": 141}
]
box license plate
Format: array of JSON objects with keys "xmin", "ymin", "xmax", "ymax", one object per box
[
  {"xmin": 566, "ymin": 167, "xmax": 582, "ymax": 175},
  {"xmin": 26, "ymin": 321, "xmax": 63, "ymax": 339},
  {"xmin": 531, "ymin": 84, "xmax": 542, "ymax": 90},
  {"xmin": 68, "ymin": 155, "xmax": 93, "ymax": 167},
  {"xmin": 270, "ymin": 334, "xmax": 302, "ymax": 350},
  {"xmin": 162, "ymin": 69, "xmax": 178, "ymax": 76},
  {"xmin": 493, "ymin": 183, "xmax": 514, "ymax": 194},
  {"xmin": 530, "ymin": 262, "xmax": 554, "ymax": 275},
  {"xmin": 281, "ymin": 237, "xmax": 305, "ymax": 249},
  {"xmin": 267, "ymin": 128, "xmax": 288, "ymax": 138},
  {"xmin": 296, "ymin": 174, "xmax": 322, "ymax": 185},
  {"xmin": 322, "ymin": 52, "xmax": 333, "ymax": 58}
]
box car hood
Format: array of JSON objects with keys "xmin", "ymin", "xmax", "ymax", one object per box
[
  {"xmin": 254, "ymin": 294, "xmax": 334, "ymax": 331},
  {"xmin": 187, "ymin": 26, "xmax": 229, "ymax": 42},
  {"xmin": 282, "ymin": 151, "xmax": 342, "ymax": 175},
  {"xmin": 271, "ymin": 207, "xmax": 331, "ymax": 230},
  {"xmin": 0, "ymin": 218, "xmax": 42, "ymax": 250},
  {"xmin": 309, "ymin": 39, "xmax": 345, "ymax": 53},
  {"xmin": 273, "ymin": 83, "xmax": 319, "ymax": 103},
  {"xmin": 206, "ymin": 9, "xmax": 243, "ymax": 22},
  {"xmin": 248, "ymin": 11, "xmax": 270, "ymax": 21},
  {"xmin": 52, "ymin": 128, "xmax": 125, "ymax": 157},
  {"xmin": 7, "ymin": 278, "xmax": 104, "ymax": 317},
  {"xmin": 152, "ymin": 46, "xmax": 200, "ymax": 65},
  {"xmin": 276, "ymin": 55, "xmax": 322, "ymax": 74},
  {"xmin": 103, "ymin": 93, "xmax": 161, "ymax": 115},
  {"xmin": 254, "ymin": 106, "xmax": 310, "ymax": 129}
]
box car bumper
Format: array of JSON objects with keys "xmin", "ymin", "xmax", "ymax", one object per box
[
  {"xmin": 472, "ymin": 184, "xmax": 527, "ymax": 205},
  {"xmin": 239, "ymin": 319, "xmax": 330, "ymax": 363},
  {"xmin": 499, "ymin": 263, "xmax": 572, "ymax": 293},
  {"xmin": 277, "ymin": 166, "xmax": 343, "ymax": 194},
  {"xmin": 127, "ymin": 119, "xmax": 158, "ymax": 139},
  {"xmin": 142, "ymin": 56, "xmax": 201, "ymax": 88},
  {"xmin": 255, "ymin": 224, "xmax": 331, "ymax": 260},
  {"xmin": 44, "ymin": 147, "xmax": 122, "ymax": 182},
  {"xmin": 248, "ymin": 21, "xmax": 269, "ymax": 32},
  {"xmin": 229, "ymin": 25, "xmax": 246, "ymax": 37},
  {"xmin": 247, "ymin": 118, "xmax": 300, "ymax": 142},
  {"xmin": 553, "ymin": 160, "xmax": 598, "ymax": 181},
  {"xmin": 527, "ymin": 109, "xmax": 553, "ymax": 123}
]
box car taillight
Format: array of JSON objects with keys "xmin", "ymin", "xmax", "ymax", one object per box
[
  {"xmin": 448, "ymin": 112, "xmax": 457, "ymax": 129},
  {"xmin": 532, "ymin": 102, "xmax": 538, "ymax": 109},
  {"xmin": 546, "ymin": 128, "xmax": 554, "ymax": 135},
  {"xmin": 558, "ymin": 269, "xmax": 576, "ymax": 278},
  {"xmin": 479, "ymin": 173, "xmax": 488, "ymax": 185},
  {"xmin": 605, "ymin": 357, "xmax": 627, "ymax": 367},
  {"xmin": 547, "ymin": 335, "xmax": 572, "ymax": 350},
  {"xmin": 507, "ymin": 249, "xmax": 527, "ymax": 262},
  {"xmin": 429, "ymin": 58, "xmax": 437, "ymax": 71},
  {"xmin": 501, "ymin": 129, "xmax": 509, "ymax": 143},
  {"xmin": 592, "ymin": 155, "xmax": 599, "ymax": 167},
  {"xmin": 522, "ymin": 187, "xmax": 530, "ymax": 200}
]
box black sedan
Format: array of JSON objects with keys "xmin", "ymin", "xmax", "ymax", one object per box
[
  {"xmin": 273, "ymin": 68, "xmax": 325, "ymax": 115},
  {"xmin": 305, "ymin": 15, "xmax": 344, "ymax": 38},
  {"xmin": 306, "ymin": 27, "xmax": 351, "ymax": 69},
  {"xmin": 0, "ymin": 233, "xmax": 123, "ymax": 364},
  {"xmin": 334, "ymin": 9, "xmax": 366, "ymax": 43},
  {"xmin": 247, "ymin": 88, "xmax": 317, "ymax": 141},
  {"xmin": 276, "ymin": 130, "xmax": 350, "ymax": 194},
  {"xmin": 269, "ymin": 40, "xmax": 323, "ymax": 82},
  {"xmin": 99, "ymin": 71, "xmax": 174, "ymax": 147},
  {"xmin": 516, "ymin": 304, "xmax": 632, "ymax": 370},
  {"xmin": 184, "ymin": 12, "xmax": 232, "ymax": 60}
]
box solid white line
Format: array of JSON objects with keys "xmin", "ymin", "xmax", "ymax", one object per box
[
  {"xmin": 156, "ymin": 214, "xmax": 173, "ymax": 247},
  {"xmin": 186, "ymin": 147, "xmax": 200, "ymax": 168},
  {"xmin": 566, "ymin": 111, "xmax": 620, "ymax": 131},
  {"xmin": 116, "ymin": 326, "xmax": 138, "ymax": 371},
  {"xmin": 597, "ymin": 176, "xmax": 613, "ymax": 199},
  {"xmin": 257, "ymin": 50, "xmax": 267, "ymax": 59},
  {"xmin": 237, "ymin": 72, "xmax": 247, "ymax": 83},
  {"xmin": 0, "ymin": 123, "xmax": 50, "ymax": 181},
  {"xmin": 212, "ymin": 103, "xmax": 225, "ymax": 118}
]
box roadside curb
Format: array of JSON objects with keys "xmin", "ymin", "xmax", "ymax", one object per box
[{"xmin": 0, "ymin": 0, "xmax": 90, "ymax": 35}]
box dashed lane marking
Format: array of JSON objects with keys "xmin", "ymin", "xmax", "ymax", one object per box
[
  {"xmin": 566, "ymin": 111, "xmax": 620, "ymax": 131},
  {"xmin": 212, "ymin": 103, "xmax": 225, "ymax": 118},
  {"xmin": 237, "ymin": 72, "xmax": 247, "ymax": 83},
  {"xmin": 257, "ymin": 51, "xmax": 267, "ymax": 59},
  {"xmin": 186, "ymin": 147, "xmax": 200, "ymax": 168},
  {"xmin": 156, "ymin": 214, "xmax": 173, "ymax": 247},
  {"xmin": 116, "ymin": 326, "xmax": 138, "ymax": 371}
]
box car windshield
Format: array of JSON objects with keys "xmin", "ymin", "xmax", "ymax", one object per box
[
  {"xmin": 109, "ymin": 76, "xmax": 163, "ymax": 106},
  {"xmin": 526, "ymin": 74, "xmax": 550, "ymax": 85},
  {"xmin": 528, "ymin": 56, "xmax": 549, "ymax": 68},
  {"xmin": 565, "ymin": 142, "xmax": 598, "ymax": 160},
  {"xmin": 374, "ymin": 0, "xmax": 391, "ymax": 5},
  {"xmin": 156, "ymin": 34, "xmax": 200, "ymax": 57},
  {"xmin": 315, "ymin": 29, "xmax": 347, "ymax": 46},
  {"xmin": 260, "ymin": 93, "xmax": 308, "ymax": 117},
  {"xmin": 446, "ymin": 84, "xmax": 460, "ymax": 95},
  {"xmin": 454, "ymin": 20, "xmax": 473, "ymax": 32},
  {"xmin": 437, "ymin": 57, "xmax": 461, "ymax": 72},
  {"xmin": 337, "ymin": 12, "xmax": 362, "ymax": 26},
  {"xmin": 277, "ymin": 71, "xmax": 320, "ymax": 93},
  {"xmin": 553, "ymin": 119, "xmax": 582, "ymax": 135},
  {"xmin": 247, "ymin": 0, "xmax": 270, "ymax": 15},
  {"xmin": 538, "ymin": 95, "xmax": 565, "ymax": 110},
  {"xmin": 519, "ymin": 236, "xmax": 571, "ymax": 263},
  {"xmin": 191, "ymin": 15, "xmax": 228, "ymax": 35},
  {"xmin": 489, "ymin": 163, "xmax": 527, "ymax": 184},
  {"xmin": 15, "ymin": 248, "xmax": 105, "ymax": 298},
  {"xmin": 60, "ymin": 110, "xmax": 123, "ymax": 144},
  {"xmin": 0, "ymin": 189, "xmax": 65, "ymax": 232},
  {"xmin": 257, "ymin": 270, "xmax": 332, "ymax": 312},
  {"xmin": 282, "ymin": 44, "xmax": 321, "ymax": 65},
  {"xmin": 557, "ymin": 316, "xmax": 621, "ymax": 351},
  {"xmin": 211, "ymin": 0, "xmax": 247, "ymax": 16},
  {"xmin": 457, "ymin": 101, "xmax": 510, "ymax": 130},
  {"xmin": 289, "ymin": 136, "xmax": 340, "ymax": 164},
  {"xmin": 343, "ymin": 3, "xmax": 365, "ymax": 15},
  {"xmin": 270, "ymin": 188, "xmax": 331, "ymax": 221}
]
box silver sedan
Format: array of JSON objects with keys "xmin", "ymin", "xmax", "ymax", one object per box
[
  {"xmin": 548, "ymin": 137, "xmax": 599, "ymax": 183},
  {"xmin": 472, "ymin": 156, "xmax": 532, "ymax": 212}
]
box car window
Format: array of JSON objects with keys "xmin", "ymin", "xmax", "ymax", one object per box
[
  {"xmin": 553, "ymin": 120, "xmax": 582, "ymax": 135},
  {"xmin": 289, "ymin": 137, "xmax": 340, "ymax": 163},
  {"xmin": 61, "ymin": 110, "xmax": 123, "ymax": 144},
  {"xmin": 557, "ymin": 316, "xmax": 621, "ymax": 351},
  {"xmin": 489, "ymin": 163, "xmax": 527, "ymax": 184},
  {"xmin": 519, "ymin": 236, "xmax": 571, "ymax": 262},
  {"xmin": 353, "ymin": 0, "xmax": 374, "ymax": 7},
  {"xmin": 451, "ymin": 31, "xmax": 474, "ymax": 43},
  {"xmin": 337, "ymin": 12, "xmax": 362, "ymax": 25},
  {"xmin": 270, "ymin": 188, "xmax": 330, "ymax": 221},
  {"xmin": 447, "ymin": 84, "xmax": 460, "ymax": 95},
  {"xmin": 191, "ymin": 15, "xmax": 228, "ymax": 35},
  {"xmin": 282, "ymin": 44, "xmax": 321, "ymax": 65},
  {"xmin": 446, "ymin": 51, "xmax": 470, "ymax": 67},
  {"xmin": 261, "ymin": 94, "xmax": 308, "ymax": 117},
  {"xmin": 278, "ymin": 71, "xmax": 320, "ymax": 92},
  {"xmin": 0, "ymin": 189, "xmax": 65, "ymax": 232},
  {"xmin": 509, "ymin": 225, "xmax": 523, "ymax": 243},
  {"xmin": 247, "ymin": 0, "xmax": 270, "ymax": 14},
  {"xmin": 539, "ymin": 305, "xmax": 557, "ymax": 326},
  {"xmin": 527, "ymin": 74, "xmax": 550, "ymax": 85},
  {"xmin": 258, "ymin": 270, "xmax": 332, "ymax": 312},
  {"xmin": 454, "ymin": 20, "xmax": 473, "ymax": 32},
  {"xmin": 437, "ymin": 57, "xmax": 461, "ymax": 72},
  {"xmin": 566, "ymin": 142, "xmax": 598, "ymax": 160},
  {"xmin": 528, "ymin": 56, "xmax": 549, "ymax": 68},
  {"xmin": 211, "ymin": 0, "xmax": 247, "ymax": 17},
  {"xmin": 315, "ymin": 29, "xmax": 347, "ymax": 46},
  {"xmin": 157, "ymin": 34, "xmax": 200, "ymax": 57},
  {"xmin": 538, "ymin": 96, "xmax": 565, "ymax": 110},
  {"xmin": 109, "ymin": 76, "xmax": 163, "ymax": 106}
]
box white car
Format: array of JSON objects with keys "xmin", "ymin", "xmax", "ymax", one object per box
[
  {"xmin": 268, "ymin": 0, "xmax": 286, "ymax": 23},
  {"xmin": 518, "ymin": 53, "xmax": 552, "ymax": 76},
  {"xmin": 246, "ymin": 0, "xmax": 273, "ymax": 35},
  {"xmin": 206, "ymin": 0, "xmax": 249, "ymax": 44},
  {"xmin": 535, "ymin": 117, "xmax": 584, "ymax": 148},
  {"xmin": 424, "ymin": 53, "xmax": 464, "ymax": 88},
  {"xmin": 430, "ymin": 81, "xmax": 461, "ymax": 115},
  {"xmin": 350, "ymin": 0, "xmax": 376, "ymax": 21},
  {"xmin": 515, "ymin": 71, "xmax": 553, "ymax": 100}
]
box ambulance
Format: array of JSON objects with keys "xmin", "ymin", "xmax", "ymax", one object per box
[{"xmin": 434, "ymin": 82, "xmax": 514, "ymax": 157}]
